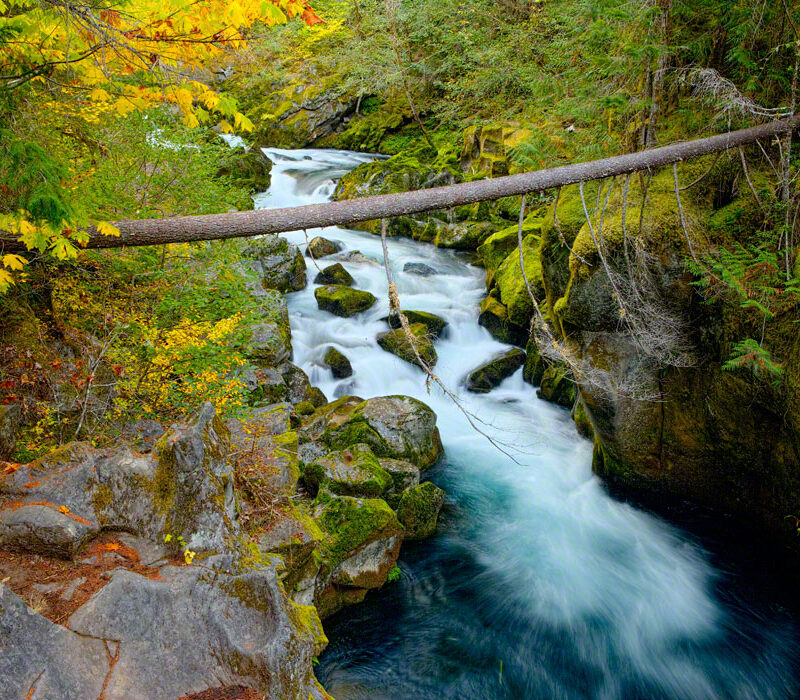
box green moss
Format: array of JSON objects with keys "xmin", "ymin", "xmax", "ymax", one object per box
[
  {"xmin": 385, "ymin": 310, "xmax": 447, "ymax": 338},
  {"xmin": 478, "ymin": 217, "xmax": 543, "ymax": 286},
  {"xmin": 376, "ymin": 323, "xmax": 438, "ymax": 368},
  {"xmin": 571, "ymin": 397, "xmax": 594, "ymax": 439},
  {"xmin": 303, "ymin": 444, "xmax": 392, "ymax": 498},
  {"xmin": 295, "ymin": 400, "xmax": 315, "ymax": 416},
  {"xmin": 537, "ymin": 363, "xmax": 576, "ymax": 408},
  {"xmin": 477, "ymin": 295, "xmax": 528, "ymax": 346},
  {"xmin": 150, "ymin": 433, "xmax": 178, "ymax": 516},
  {"xmin": 396, "ymin": 482, "xmax": 445, "ymax": 539},
  {"xmin": 314, "ymin": 285, "xmax": 376, "ymax": 317},
  {"xmin": 494, "ymin": 233, "xmax": 544, "ymax": 328},
  {"xmin": 315, "ymin": 495, "xmax": 400, "ymax": 567},
  {"xmin": 91, "ymin": 482, "xmax": 114, "ymax": 513},
  {"xmin": 289, "ymin": 601, "xmax": 328, "ymax": 656}
]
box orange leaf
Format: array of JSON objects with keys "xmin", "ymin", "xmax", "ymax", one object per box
[
  {"xmin": 1, "ymin": 461, "xmax": 21, "ymax": 474},
  {"xmin": 57, "ymin": 505, "xmax": 71, "ymax": 514}
]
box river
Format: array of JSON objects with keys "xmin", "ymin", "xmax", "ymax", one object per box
[{"xmin": 256, "ymin": 147, "xmax": 800, "ymax": 699}]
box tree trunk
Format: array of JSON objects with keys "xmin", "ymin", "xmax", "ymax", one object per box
[{"xmin": 1, "ymin": 117, "xmax": 798, "ymax": 253}]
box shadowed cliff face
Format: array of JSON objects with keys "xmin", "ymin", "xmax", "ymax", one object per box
[{"xmin": 534, "ymin": 177, "xmax": 800, "ymax": 544}]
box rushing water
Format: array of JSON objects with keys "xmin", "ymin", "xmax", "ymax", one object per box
[{"xmin": 256, "ymin": 148, "xmax": 800, "ymax": 699}]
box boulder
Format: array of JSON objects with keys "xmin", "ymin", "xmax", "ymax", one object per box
[
  {"xmin": 537, "ymin": 363, "xmax": 576, "ymax": 407},
  {"xmin": 323, "ymin": 346, "xmax": 353, "ymax": 378},
  {"xmin": 467, "ymin": 348, "xmax": 526, "ymax": 393},
  {"xmin": 378, "ymin": 457, "xmax": 420, "ymax": 507},
  {"xmin": 246, "ymin": 236, "xmax": 307, "ymax": 293},
  {"xmin": 312, "ymin": 395, "xmax": 443, "ymax": 470},
  {"xmin": 403, "ymin": 262, "xmax": 438, "ymax": 276},
  {"xmin": 247, "ymin": 322, "xmax": 292, "ymax": 367},
  {"xmin": 253, "ymin": 367, "xmax": 288, "ymax": 404},
  {"xmin": 315, "ymin": 284, "xmax": 376, "ymax": 317},
  {"xmin": 0, "ymin": 403, "xmax": 238, "ymax": 558},
  {"xmin": 313, "ymin": 494, "xmax": 404, "ymax": 617},
  {"xmin": 215, "ymin": 146, "xmax": 272, "ymax": 193},
  {"xmin": 121, "ymin": 419, "xmax": 165, "ymax": 453},
  {"xmin": 385, "ymin": 310, "xmax": 447, "ymax": 338},
  {"xmin": 302, "ymin": 443, "xmax": 392, "ymax": 498},
  {"xmin": 377, "ymin": 323, "xmax": 437, "ymax": 368},
  {"xmin": 314, "ymin": 262, "xmax": 354, "ymax": 286},
  {"xmin": 68, "ymin": 556, "xmax": 327, "ymax": 698},
  {"xmin": 0, "ymin": 585, "xmax": 109, "ymax": 698},
  {"xmin": 306, "ymin": 236, "xmax": 342, "ymax": 259},
  {"xmin": 397, "ymin": 481, "xmax": 445, "ymax": 540},
  {"xmin": 333, "ymin": 250, "xmax": 380, "ymax": 265},
  {"xmin": 0, "ymin": 402, "xmax": 22, "ymax": 459},
  {"xmin": 478, "ymin": 295, "xmax": 528, "ymax": 347},
  {"xmin": 493, "ymin": 233, "xmax": 545, "ymax": 329},
  {"xmin": 523, "ymin": 337, "xmax": 547, "ymax": 386},
  {"xmin": 280, "ymin": 363, "xmax": 328, "ymax": 406}
]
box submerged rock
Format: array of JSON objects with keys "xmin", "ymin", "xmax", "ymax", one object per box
[
  {"xmin": 467, "ymin": 348, "xmax": 526, "ymax": 393},
  {"xmin": 306, "ymin": 236, "xmax": 342, "ymax": 259},
  {"xmin": 397, "ymin": 481, "xmax": 445, "ymax": 539},
  {"xmin": 315, "ymin": 284, "xmax": 376, "ymax": 317},
  {"xmin": 303, "ymin": 443, "xmax": 392, "ymax": 498},
  {"xmin": 333, "ymin": 250, "xmax": 380, "ymax": 265},
  {"xmin": 377, "ymin": 323, "xmax": 438, "ymax": 368},
  {"xmin": 403, "ymin": 262, "xmax": 438, "ymax": 276},
  {"xmin": 324, "ymin": 346, "xmax": 353, "ymax": 378},
  {"xmin": 385, "ymin": 310, "xmax": 447, "ymax": 338},
  {"xmin": 314, "ymin": 262, "xmax": 354, "ymax": 286}
]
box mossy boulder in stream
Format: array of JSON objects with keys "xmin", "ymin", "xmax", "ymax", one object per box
[
  {"xmin": 304, "ymin": 395, "xmax": 443, "ymax": 470},
  {"xmin": 377, "ymin": 323, "xmax": 438, "ymax": 368},
  {"xmin": 478, "ymin": 295, "xmax": 528, "ymax": 347},
  {"xmin": 323, "ymin": 346, "xmax": 353, "ymax": 378},
  {"xmin": 302, "ymin": 443, "xmax": 392, "ymax": 498},
  {"xmin": 494, "ymin": 233, "xmax": 545, "ymax": 329},
  {"xmin": 477, "ymin": 217, "xmax": 543, "ymax": 287},
  {"xmin": 306, "ymin": 236, "xmax": 342, "ymax": 258},
  {"xmin": 537, "ymin": 363, "xmax": 576, "ymax": 407},
  {"xmin": 397, "ymin": 481, "xmax": 446, "ymax": 540},
  {"xmin": 385, "ymin": 310, "xmax": 447, "ymax": 338},
  {"xmin": 314, "ymin": 262, "xmax": 354, "ymax": 286},
  {"xmin": 315, "ymin": 284, "xmax": 376, "ymax": 317},
  {"xmin": 313, "ymin": 494, "xmax": 404, "ymax": 617},
  {"xmin": 522, "ymin": 337, "xmax": 547, "ymax": 386},
  {"xmin": 215, "ymin": 145, "xmax": 272, "ymax": 193},
  {"xmin": 466, "ymin": 348, "xmax": 526, "ymax": 393}
]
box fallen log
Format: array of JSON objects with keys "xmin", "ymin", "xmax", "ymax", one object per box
[{"xmin": 1, "ymin": 116, "xmax": 797, "ymax": 253}]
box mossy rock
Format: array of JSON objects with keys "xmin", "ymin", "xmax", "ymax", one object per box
[
  {"xmin": 302, "ymin": 443, "xmax": 392, "ymax": 498},
  {"xmin": 466, "ymin": 348, "xmax": 526, "ymax": 393},
  {"xmin": 306, "ymin": 236, "xmax": 342, "ymax": 259},
  {"xmin": 537, "ymin": 363, "xmax": 576, "ymax": 408},
  {"xmin": 522, "ymin": 338, "xmax": 547, "ymax": 386},
  {"xmin": 377, "ymin": 323, "xmax": 437, "ymax": 368},
  {"xmin": 477, "ymin": 218, "xmax": 543, "ymax": 287},
  {"xmin": 314, "ymin": 263, "xmax": 354, "ymax": 286},
  {"xmin": 378, "ymin": 458, "xmax": 420, "ymax": 508},
  {"xmin": 571, "ymin": 396, "xmax": 594, "ymax": 439},
  {"xmin": 215, "ymin": 146, "xmax": 272, "ymax": 193},
  {"xmin": 494, "ymin": 233, "xmax": 545, "ymax": 329},
  {"xmin": 477, "ymin": 295, "xmax": 528, "ymax": 347},
  {"xmin": 318, "ymin": 395, "xmax": 443, "ymax": 470},
  {"xmin": 315, "ymin": 285, "xmax": 376, "ymax": 317},
  {"xmin": 396, "ymin": 482, "xmax": 445, "ymax": 540},
  {"xmin": 295, "ymin": 400, "xmax": 316, "ymax": 416},
  {"xmin": 323, "ymin": 346, "xmax": 353, "ymax": 379},
  {"xmin": 246, "ymin": 236, "xmax": 307, "ymax": 293},
  {"xmin": 384, "ymin": 310, "xmax": 447, "ymax": 338}
]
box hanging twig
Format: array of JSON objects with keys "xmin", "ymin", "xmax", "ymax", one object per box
[
  {"xmin": 678, "ymin": 151, "xmax": 722, "ymax": 191},
  {"xmin": 737, "ymin": 147, "xmax": 763, "ymax": 210},
  {"xmin": 672, "ymin": 162, "xmax": 698, "ymax": 264}
]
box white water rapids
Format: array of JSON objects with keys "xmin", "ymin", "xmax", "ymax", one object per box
[{"xmin": 253, "ymin": 147, "xmax": 799, "ymax": 699}]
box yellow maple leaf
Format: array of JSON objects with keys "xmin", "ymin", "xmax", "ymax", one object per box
[
  {"xmin": 96, "ymin": 221, "xmax": 121, "ymax": 238},
  {"xmin": 2, "ymin": 254, "xmax": 28, "ymax": 271}
]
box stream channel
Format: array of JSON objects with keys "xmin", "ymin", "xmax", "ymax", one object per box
[{"xmin": 255, "ymin": 146, "xmax": 800, "ymax": 699}]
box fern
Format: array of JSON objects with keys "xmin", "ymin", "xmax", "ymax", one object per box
[{"xmin": 722, "ymin": 338, "xmax": 783, "ymax": 383}]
